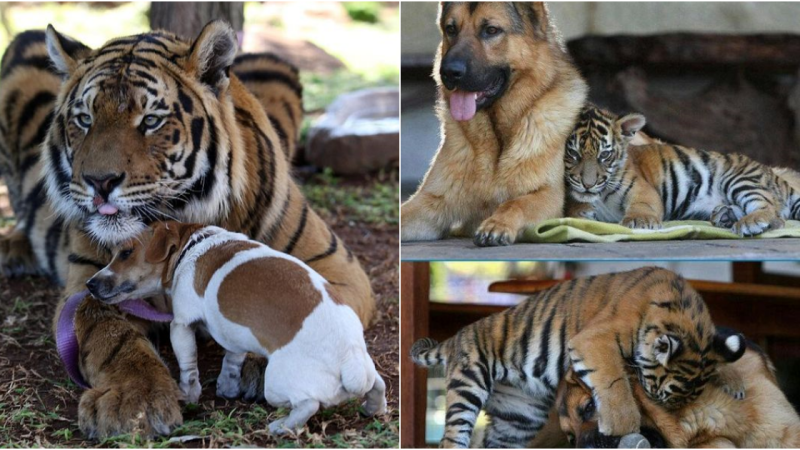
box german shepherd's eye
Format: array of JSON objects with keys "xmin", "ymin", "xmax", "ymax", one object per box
[
  {"xmin": 119, "ymin": 248, "xmax": 133, "ymax": 261},
  {"xmin": 484, "ymin": 26, "xmax": 502, "ymax": 37},
  {"xmin": 445, "ymin": 24, "xmax": 457, "ymax": 37},
  {"xmin": 581, "ymin": 398, "xmax": 596, "ymax": 421},
  {"xmin": 76, "ymin": 113, "xmax": 93, "ymax": 128}
]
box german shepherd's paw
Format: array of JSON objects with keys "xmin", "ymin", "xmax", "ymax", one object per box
[
  {"xmin": 78, "ymin": 379, "xmax": 183, "ymax": 439},
  {"xmin": 474, "ymin": 217, "xmax": 517, "ymax": 247},
  {"xmin": 714, "ymin": 364, "xmax": 746, "ymax": 400},
  {"xmin": 0, "ymin": 230, "xmax": 40, "ymax": 278}
]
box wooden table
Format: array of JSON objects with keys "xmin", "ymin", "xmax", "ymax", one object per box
[{"xmin": 401, "ymin": 238, "xmax": 800, "ymax": 261}]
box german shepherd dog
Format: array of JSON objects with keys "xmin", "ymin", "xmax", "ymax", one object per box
[{"xmin": 401, "ymin": 2, "xmax": 587, "ymax": 246}]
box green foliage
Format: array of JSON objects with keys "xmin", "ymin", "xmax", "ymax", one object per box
[
  {"xmin": 302, "ymin": 168, "xmax": 399, "ymax": 226},
  {"xmin": 343, "ymin": 2, "xmax": 382, "ymax": 24}
]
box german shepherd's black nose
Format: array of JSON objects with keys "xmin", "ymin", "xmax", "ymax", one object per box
[{"xmin": 441, "ymin": 58, "xmax": 467, "ymax": 89}]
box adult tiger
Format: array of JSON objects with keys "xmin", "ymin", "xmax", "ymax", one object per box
[
  {"xmin": 411, "ymin": 267, "xmax": 745, "ymax": 448},
  {"xmin": 564, "ymin": 104, "xmax": 800, "ymax": 236},
  {"xmin": 0, "ymin": 21, "xmax": 375, "ymax": 437}
]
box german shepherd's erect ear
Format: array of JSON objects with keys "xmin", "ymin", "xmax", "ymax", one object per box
[{"xmin": 512, "ymin": 2, "xmax": 550, "ymax": 39}]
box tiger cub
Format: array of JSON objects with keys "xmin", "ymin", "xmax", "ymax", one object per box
[
  {"xmin": 410, "ymin": 267, "xmax": 745, "ymax": 448},
  {"xmin": 564, "ymin": 104, "xmax": 800, "ymax": 236}
]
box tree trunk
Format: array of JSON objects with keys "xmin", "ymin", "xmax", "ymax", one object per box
[{"xmin": 149, "ymin": 2, "xmax": 244, "ymax": 41}]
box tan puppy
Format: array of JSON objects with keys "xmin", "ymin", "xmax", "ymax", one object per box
[
  {"xmin": 557, "ymin": 346, "xmax": 800, "ymax": 448},
  {"xmin": 401, "ymin": 2, "xmax": 588, "ymax": 246},
  {"xmin": 87, "ymin": 221, "xmax": 387, "ymax": 435}
]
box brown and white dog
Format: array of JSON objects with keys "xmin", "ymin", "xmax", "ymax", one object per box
[
  {"xmin": 557, "ymin": 345, "xmax": 800, "ymax": 448},
  {"xmin": 87, "ymin": 221, "xmax": 386, "ymax": 435}
]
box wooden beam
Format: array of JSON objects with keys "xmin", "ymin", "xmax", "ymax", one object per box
[
  {"xmin": 400, "ymin": 262, "xmax": 430, "ymax": 448},
  {"xmin": 489, "ymin": 278, "xmax": 800, "ymax": 303}
]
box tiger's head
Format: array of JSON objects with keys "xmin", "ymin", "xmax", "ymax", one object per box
[
  {"xmin": 564, "ymin": 105, "xmax": 646, "ymax": 203},
  {"xmin": 42, "ymin": 21, "xmax": 237, "ymax": 246},
  {"xmin": 633, "ymin": 279, "xmax": 746, "ymax": 408}
]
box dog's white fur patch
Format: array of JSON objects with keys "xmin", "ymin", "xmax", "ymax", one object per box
[{"xmin": 725, "ymin": 335, "xmax": 741, "ymax": 353}]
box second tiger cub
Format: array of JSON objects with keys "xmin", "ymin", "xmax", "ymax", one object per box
[{"xmin": 565, "ymin": 105, "xmax": 800, "ymax": 236}]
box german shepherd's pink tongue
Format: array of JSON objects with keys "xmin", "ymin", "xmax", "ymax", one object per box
[{"xmin": 450, "ymin": 90, "xmax": 477, "ymax": 121}]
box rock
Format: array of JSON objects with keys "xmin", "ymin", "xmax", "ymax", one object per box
[{"xmin": 306, "ymin": 87, "xmax": 399, "ymax": 175}]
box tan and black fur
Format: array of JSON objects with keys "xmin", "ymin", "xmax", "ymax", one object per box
[
  {"xmin": 557, "ymin": 344, "xmax": 800, "ymax": 448},
  {"xmin": 401, "ymin": 2, "xmax": 587, "ymax": 246},
  {"xmin": 411, "ymin": 267, "xmax": 745, "ymax": 448},
  {"xmin": 0, "ymin": 22, "xmax": 373, "ymax": 438},
  {"xmin": 565, "ymin": 104, "xmax": 800, "ymax": 236}
]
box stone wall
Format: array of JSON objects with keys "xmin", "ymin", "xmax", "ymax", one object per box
[{"xmin": 402, "ymin": 2, "xmax": 800, "ymax": 58}]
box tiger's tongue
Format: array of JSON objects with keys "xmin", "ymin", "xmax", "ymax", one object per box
[
  {"xmin": 93, "ymin": 195, "xmax": 118, "ymax": 216},
  {"xmin": 450, "ymin": 90, "xmax": 477, "ymax": 122}
]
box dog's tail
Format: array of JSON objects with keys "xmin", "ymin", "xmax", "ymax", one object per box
[
  {"xmin": 410, "ymin": 337, "xmax": 448, "ymax": 367},
  {"xmin": 341, "ymin": 348, "xmax": 375, "ymax": 396}
]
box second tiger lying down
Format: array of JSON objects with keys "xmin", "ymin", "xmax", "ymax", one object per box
[
  {"xmin": 411, "ymin": 267, "xmax": 745, "ymax": 448},
  {"xmin": 86, "ymin": 221, "xmax": 386, "ymax": 435},
  {"xmin": 565, "ymin": 105, "xmax": 800, "ymax": 236},
  {"xmin": 557, "ymin": 342, "xmax": 800, "ymax": 448}
]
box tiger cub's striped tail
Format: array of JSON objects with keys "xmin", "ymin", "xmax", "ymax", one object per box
[{"xmin": 411, "ymin": 337, "xmax": 448, "ymax": 366}]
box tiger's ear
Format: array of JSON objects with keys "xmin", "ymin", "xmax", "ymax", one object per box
[
  {"xmin": 617, "ymin": 113, "xmax": 647, "ymax": 139},
  {"xmin": 654, "ymin": 334, "xmax": 682, "ymax": 367},
  {"xmin": 186, "ymin": 20, "xmax": 237, "ymax": 94},
  {"xmin": 713, "ymin": 328, "xmax": 746, "ymax": 363},
  {"xmin": 145, "ymin": 222, "xmax": 180, "ymax": 264},
  {"xmin": 45, "ymin": 25, "xmax": 92, "ymax": 76}
]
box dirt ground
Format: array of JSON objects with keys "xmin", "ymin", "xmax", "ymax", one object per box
[{"xmin": 0, "ymin": 173, "xmax": 399, "ymax": 448}]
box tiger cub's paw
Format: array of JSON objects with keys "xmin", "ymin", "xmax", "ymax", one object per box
[
  {"xmin": 598, "ymin": 395, "xmax": 641, "ymax": 437},
  {"xmin": 714, "ymin": 364, "xmax": 746, "ymax": 400},
  {"xmin": 711, "ymin": 205, "xmax": 741, "ymax": 229},
  {"xmin": 732, "ymin": 211, "xmax": 784, "ymax": 237},
  {"xmin": 620, "ymin": 214, "xmax": 662, "ymax": 230}
]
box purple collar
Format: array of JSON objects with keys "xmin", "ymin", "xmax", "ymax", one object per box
[{"xmin": 56, "ymin": 290, "xmax": 174, "ymax": 389}]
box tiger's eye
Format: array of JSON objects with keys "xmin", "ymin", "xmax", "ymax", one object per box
[
  {"xmin": 143, "ymin": 115, "xmax": 162, "ymax": 128},
  {"xmin": 77, "ymin": 114, "xmax": 93, "ymax": 127}
]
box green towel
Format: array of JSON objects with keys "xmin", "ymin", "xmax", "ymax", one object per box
[{"xmin": 519, "ymin": 218, "xmax": 800, "ymax": 244}]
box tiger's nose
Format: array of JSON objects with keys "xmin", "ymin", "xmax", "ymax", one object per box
[
  {"xmin": 84, "ymin": 172, "xmax": 125, "ymax": 200},
  {"xmin": 582, "ymin": 176, "xmax": 608, "ymax": 190}
]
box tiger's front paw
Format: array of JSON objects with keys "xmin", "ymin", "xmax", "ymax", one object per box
[
  {"xmin": 598, "ymin": 399, "xmax": 641, "ymax": 437},
  {"xmin": 78, "ymin": 378, "xmax": 183, "ymax": 439},
  {"xmin": 474, "ymin": 217, "xmax": 518, "ymax": 247},
  {"xmin": 0, "ymin": 230, "xmax": 40, "ymax": 278},
  {"xmin": 620, "ymin": 214, "xmax": 662, "ymax": 230},
  {"xmin": 733, "ymin": 212, "xmax": 784, "ymax": 237},
  {"xmin": 711, "ymin": 205, "xmax": 741, "ymax": 229}
]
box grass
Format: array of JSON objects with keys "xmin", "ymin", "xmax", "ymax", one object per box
[{"xmin": 302, "ymin": 168, "xmax": 399, "ymax": 226}]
